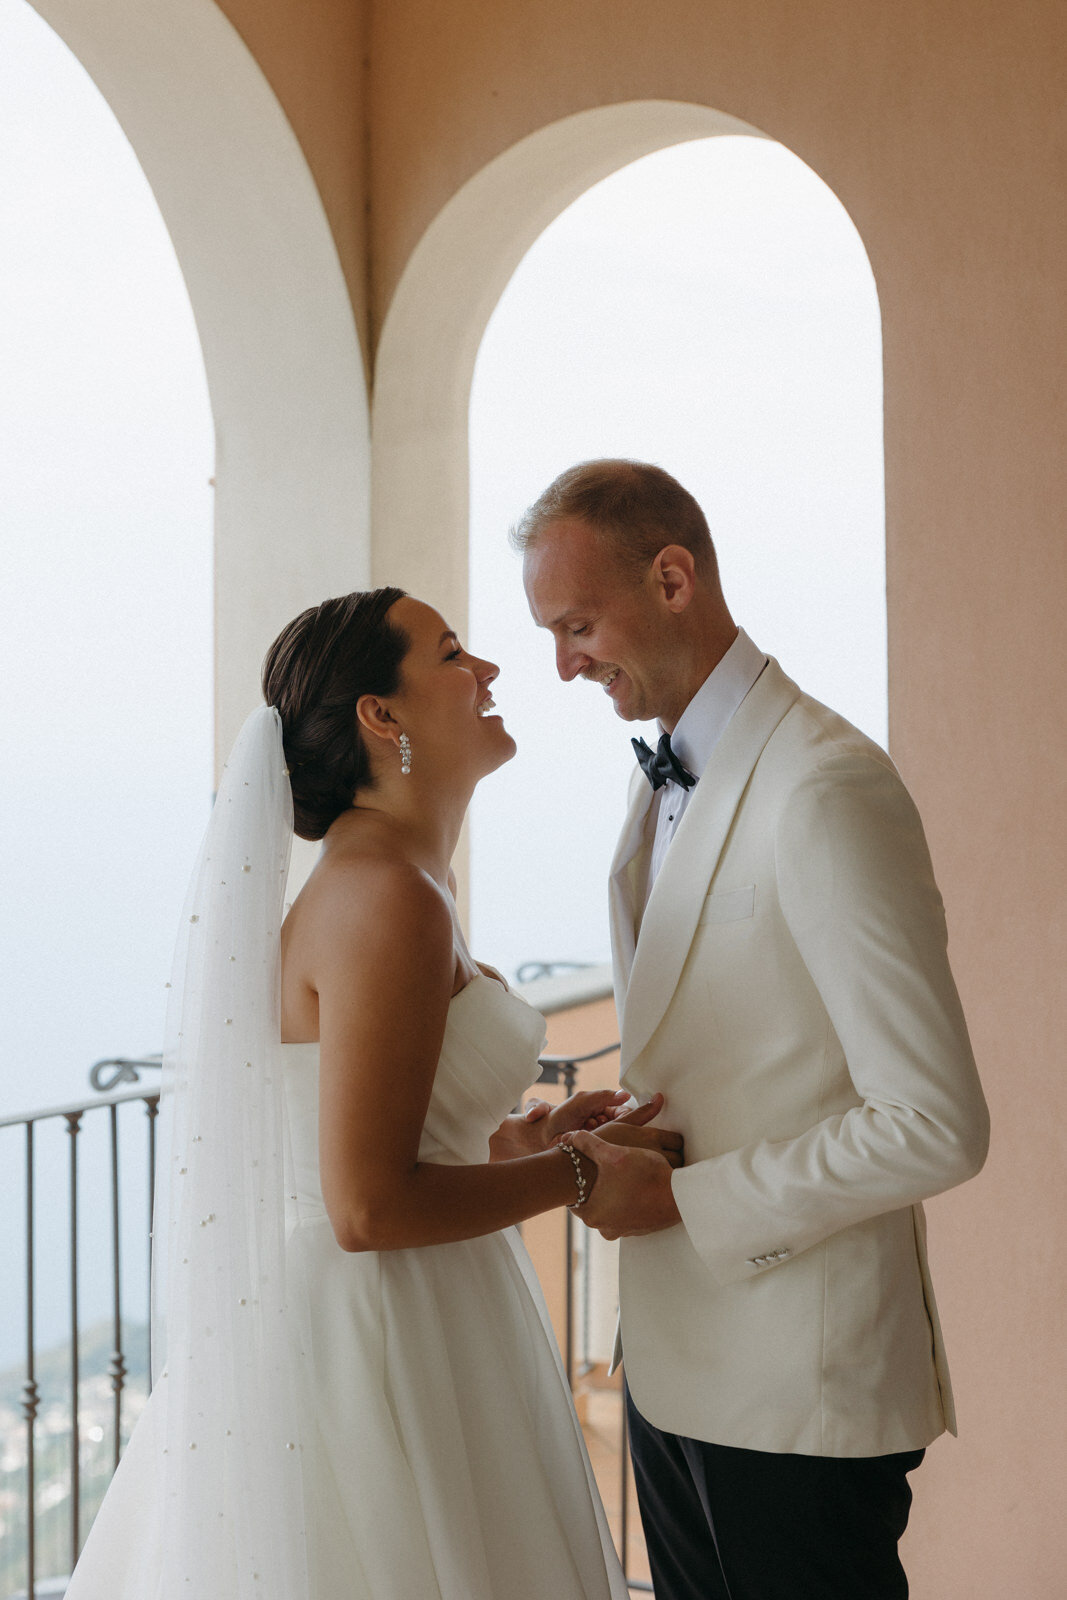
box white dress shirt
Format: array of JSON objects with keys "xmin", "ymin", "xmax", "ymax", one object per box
[{"xmin": 642, "ymin": 627, "xmax": 768, "ymax": 908}]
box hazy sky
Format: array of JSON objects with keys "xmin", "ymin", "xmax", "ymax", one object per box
[{"xmin": 1, "ymin": 0, "xmax": 214, "ymax": 1126}]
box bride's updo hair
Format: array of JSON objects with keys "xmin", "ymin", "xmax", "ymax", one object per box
[{"xmin": 262, "ymin": 587, "xmax": 409, "ymax": 840}]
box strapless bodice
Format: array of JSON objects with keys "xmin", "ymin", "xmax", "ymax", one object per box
[{"xmin": 281, "ymin": 974, "xmax": 547, "ymax": 1222}]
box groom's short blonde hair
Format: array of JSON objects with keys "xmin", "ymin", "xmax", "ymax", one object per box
[{"xmin": 510, "ymin": 459, "xmax": 719, "ymax": 584}]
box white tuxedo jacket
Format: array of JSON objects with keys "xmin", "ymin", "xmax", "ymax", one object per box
[{"xmin": 610, "ymin": 660, "xmax": 989, "ymax": 1458}]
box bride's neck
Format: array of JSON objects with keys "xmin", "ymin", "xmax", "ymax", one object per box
[{"xmin": 341, "ymin": 775, "xmax": 471, "ymax": 884}]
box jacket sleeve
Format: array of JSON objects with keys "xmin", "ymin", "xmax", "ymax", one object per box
[{"xmin": 670, "ymin": 749, "xmax": 990, "ymax": 1286}]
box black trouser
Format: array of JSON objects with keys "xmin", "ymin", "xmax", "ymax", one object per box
[{"xmin": 626, "ymin": 1386, "xmax": 924, "ymax": 1600}]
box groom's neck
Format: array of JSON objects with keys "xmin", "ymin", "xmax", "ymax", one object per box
[{"xmin": 652, "ymin": 612, "xmax": 739, "ymax": 733}]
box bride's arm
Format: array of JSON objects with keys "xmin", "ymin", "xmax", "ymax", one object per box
[{"xmin": 312, "ymin": 859, "xmax": 622, "ymax": 1252}]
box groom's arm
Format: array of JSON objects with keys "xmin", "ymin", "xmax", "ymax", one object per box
[
  {"xmin": 667, "ymin": 749, "xmax": 989, "ymax": 1282},
  {"xmin": 574, "ymin": 749, "xmax": 989, "ymax": 1251}
]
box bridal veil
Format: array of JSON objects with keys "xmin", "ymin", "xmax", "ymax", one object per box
[{"xmin": 152, "ymin": 704, "xmax": 312, "ymax": 1599}]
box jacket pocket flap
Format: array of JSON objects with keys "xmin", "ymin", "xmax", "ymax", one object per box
[{"xmin": 698, "ymin": 884, "xmax": 755, "ymax": 925}]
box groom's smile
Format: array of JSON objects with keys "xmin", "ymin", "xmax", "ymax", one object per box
[{"xmin": 522, "ymin": 516, "xmax": 669, "ymax": 722}]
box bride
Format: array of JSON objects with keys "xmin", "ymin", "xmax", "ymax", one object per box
[{"xmin": 66, "ymin": 587, "xmax": 682, "ymax": 1600}]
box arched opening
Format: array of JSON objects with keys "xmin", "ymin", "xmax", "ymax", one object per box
[
  {"xmin": 372, "ymin": 102, "xmax": 883, "ymax": 941},
  {"xmin": 468, "ymin": 134, "xmax": 884, "ymax": 974}
]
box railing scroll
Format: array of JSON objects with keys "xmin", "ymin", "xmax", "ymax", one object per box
[{"xmin": 88, "ymin": 1052, "xmax": 162, "ymax": 1093}]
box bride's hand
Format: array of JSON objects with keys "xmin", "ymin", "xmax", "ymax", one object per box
[
  {"xmin": 488, "ymin": 1089, "xmax": 629, "ymax": 1161},
  {"xmin": 554, "ymin": 1087, "xmax": 633, "ymax": 1135},
  {"xmin": 569, "ymin": 1094, "xmax": 685, "ymax": 1169},
  {"xmin": 534, "ymin": 1088, "xmax": 632, "ymax": 1147}
]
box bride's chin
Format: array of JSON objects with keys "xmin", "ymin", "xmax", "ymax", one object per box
[{"xmin": 480, "ymin": 731, "xmax": 518, "ymax": 774}]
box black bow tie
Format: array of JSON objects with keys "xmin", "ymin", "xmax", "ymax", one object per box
[{"xmin": 632, "ymin": 734, "xmax": 697, "ymax": 793}]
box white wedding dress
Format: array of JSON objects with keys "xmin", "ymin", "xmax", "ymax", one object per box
[{"xmin": 67, "ymin": 972, "xmax": 627, "ymax": 1600}]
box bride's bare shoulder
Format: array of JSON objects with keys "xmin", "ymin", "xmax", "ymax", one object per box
[{"xmin": 287, "ymin": 822, "xmax": 449, "ymax": 952}]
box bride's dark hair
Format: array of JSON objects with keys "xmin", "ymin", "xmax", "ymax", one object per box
[{"xmin": 262, "ymin": 587, "xmax": 408, "ymax": 840}]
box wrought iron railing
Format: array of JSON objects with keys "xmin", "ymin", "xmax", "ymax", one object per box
[
  {"xmin": 515, "ymin": 959, "xmax": 597, "ymax": 984},
  {"xmin": 1, "ymin": 1042, "xmax": 650, "ymax": 1597},
  {"xmin": 0, "ymin": 1060, "xmax": 160, "ymax": 1600}
]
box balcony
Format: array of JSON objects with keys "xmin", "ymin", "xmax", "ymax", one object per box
[{"xmin": 0, "ymin": 971, "xmax": 650, "ymax": 1598}]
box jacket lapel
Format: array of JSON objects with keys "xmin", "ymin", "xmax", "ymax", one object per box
[
  {"xmin": 608, "ymin": 765, "xmax": 654, "ymax": 1023},
  {"xmin": 620, "ymin": 660, "xmax": 801, "ymax": 1073}
]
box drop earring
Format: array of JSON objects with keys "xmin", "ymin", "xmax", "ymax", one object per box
[{"xmin": 399, "ymin": 733, "xmax": 412, "ymax": 776}]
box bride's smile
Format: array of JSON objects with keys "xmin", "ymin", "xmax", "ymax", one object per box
[{"xmin": 356, "ymin": 594, "xmax": 517, "ymax": 790}]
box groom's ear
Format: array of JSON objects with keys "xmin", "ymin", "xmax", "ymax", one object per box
[
  {"xmin": 651, "ymin": 545, "xmax": 698, "ymax": 613},
  {"xmin": 355, "ymin": 694, "xmax": 398, "ymax": 747}
]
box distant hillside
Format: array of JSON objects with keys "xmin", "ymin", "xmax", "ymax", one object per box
[
  {"xmin": 0, "ymin": 1320, "xmax": 152, "ymax": 1596},
  {"xmin": 0, "ymin": 1319, "xmax": 149, "ymax": 1413}
]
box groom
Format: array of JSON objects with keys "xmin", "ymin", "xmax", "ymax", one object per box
[{"xmin": 519, "ymin": 460, "xmax": 989, "ymax": 1600}]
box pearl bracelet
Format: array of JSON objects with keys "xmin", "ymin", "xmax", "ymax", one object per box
[{"xmin": 558, "ymin": 1139, "xmax": 588, "ymax": 1207}]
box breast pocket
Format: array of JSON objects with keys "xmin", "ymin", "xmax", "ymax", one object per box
[{"xmin": 697, "ymin": 884, "xmax": 756, "ymax": 925}]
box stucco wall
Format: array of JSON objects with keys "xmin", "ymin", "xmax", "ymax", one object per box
[{"xmin": 180, "ymin": 0, "xmax": 1066, "ymax": 1589}]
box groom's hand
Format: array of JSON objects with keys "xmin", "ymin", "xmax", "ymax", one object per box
[
  {"xmin": 585, "ymin": 1094, "xmax": 684, "ymax": 1164},
  {"xmin": 563, "ymin": 1127, "xmax": 683, "ymax": 1239}
]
